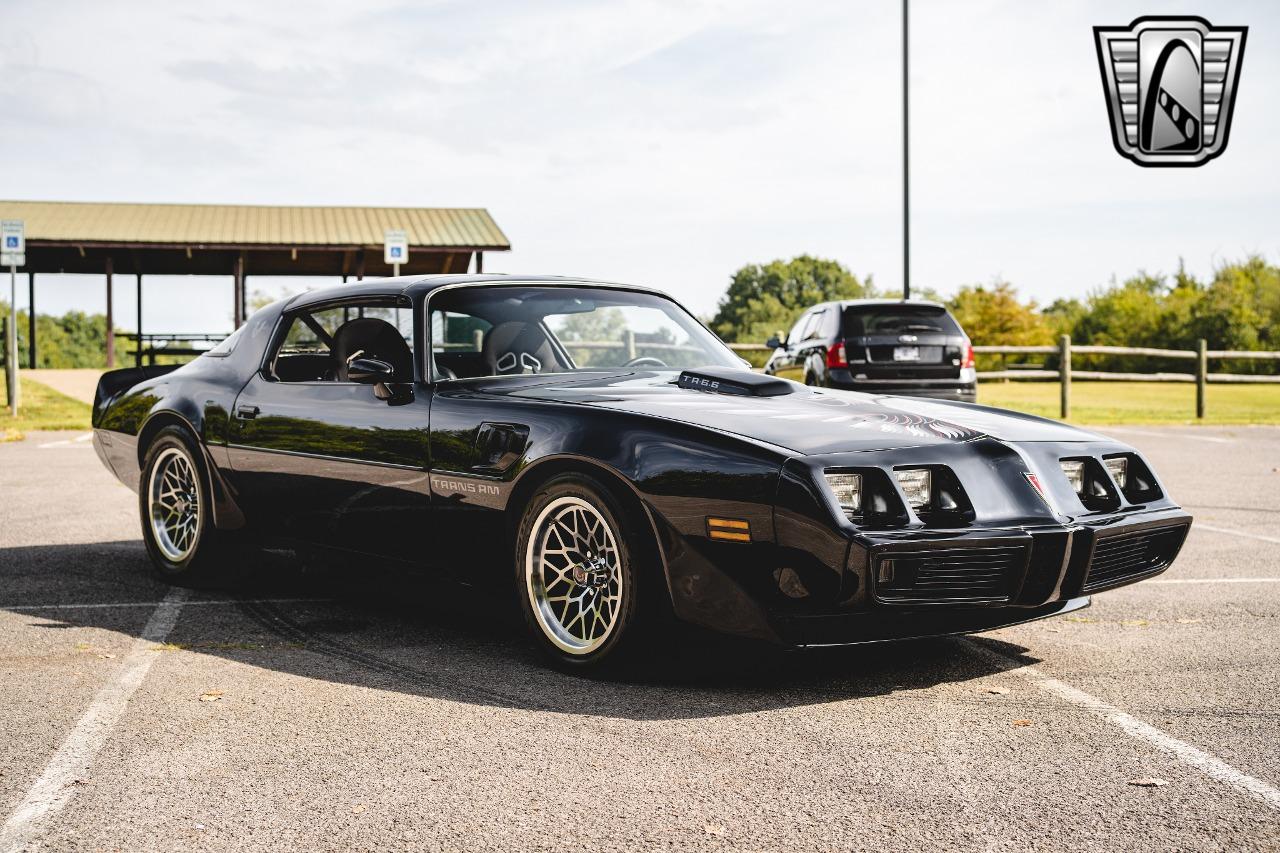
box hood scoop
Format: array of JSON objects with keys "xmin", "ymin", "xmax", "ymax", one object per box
[{"xmin": 675, "ymin": 367, "xmax": 795, "ymax": 397}]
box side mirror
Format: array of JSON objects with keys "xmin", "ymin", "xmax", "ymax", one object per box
[
  {"xmin": 766, "ymin": 336, "xmax": 782, "ymax": 350},
  {"xmin": 347, "ymin": 357, "xmax": 396, "ymax": 384}
]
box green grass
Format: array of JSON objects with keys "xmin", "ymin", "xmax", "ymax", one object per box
[
  {"xmin": 978, "ymin": 380, "xmax": 1280, "ymax": 425},
  {"xmin": 0, "ymin": 377, "xmax": 93, "ymax": 441}
]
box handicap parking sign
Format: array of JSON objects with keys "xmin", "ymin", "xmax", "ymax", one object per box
[
  {"xmin": 383, "ymin": 229, "xmax": 408, "ymax": 267},
  {"xmin": 4, "ymin": 236, "xmax": 16, "ymax": 249}
]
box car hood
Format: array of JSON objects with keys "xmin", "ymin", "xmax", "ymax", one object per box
[{"xmin": 473, "ymin": 371, "xmax": 1104, "ymax": 455}]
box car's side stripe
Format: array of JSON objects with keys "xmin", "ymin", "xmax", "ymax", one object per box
[{"xmin": 224, "ymin": 442, "xmax": 425, "ymax": 471}]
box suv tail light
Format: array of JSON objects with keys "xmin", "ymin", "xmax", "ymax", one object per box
[
  {"xmin": 826, "ymin": 341, "xmax": 847, "ymax": 368},
  {"xmin": 961, "ymin": 340, "xmax": 975, "ymax": 369}
]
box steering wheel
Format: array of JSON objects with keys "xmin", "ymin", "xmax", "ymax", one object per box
[{"xmin": 623, "ymin": 356, "xmax": 668, "ymax": 368}]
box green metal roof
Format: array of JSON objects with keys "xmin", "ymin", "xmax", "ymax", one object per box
[{"xmin": 0, "ymin": 200, "xmax": 510, "ymax": 250}]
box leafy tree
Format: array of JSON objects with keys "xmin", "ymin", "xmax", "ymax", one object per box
[
  {"xmin": 711, "ymin": 256, "xmax": 875, "ymax": 344},
  {"xmin": 947, "ymin": 281, "xmax": 1053, "ymax": 345},
  {"xmin": 0, "ymin": 303, "xmax": 126, "ymax": 369},
  {"xmin": 944, "ymin": 281, "xmax": 1054, "ymax": 372}
]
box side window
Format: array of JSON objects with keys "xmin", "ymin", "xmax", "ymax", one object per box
[
  {"xmin": 271, "ymin": 300, "xmax": 414, "ymax": 383},
  {"xmin": 804, "ymin": 309, "xmax": 827, "ymax": 341},
  {"xmin": 786, "ymin": 312, "xmax": 812, "ymax": 346},
  {"xmin": 430, "ymin": 309, "xmax": 493, "ymax": 380}
]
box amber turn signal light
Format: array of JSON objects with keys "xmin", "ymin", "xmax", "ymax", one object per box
[{"xmin": 707, "ymin": 517, "xmax": 751, "ymax": 542}]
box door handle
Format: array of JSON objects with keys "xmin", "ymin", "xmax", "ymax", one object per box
[{"xmin": 235, "ymin": 405, "xmax": 259, "ymax": 420}]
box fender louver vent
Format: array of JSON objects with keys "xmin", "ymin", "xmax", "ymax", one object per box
[{"xmin": 675, "ymin": 367, "xmax": 795, "ymax": 397}]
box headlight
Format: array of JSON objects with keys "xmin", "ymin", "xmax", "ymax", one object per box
[
  {"xmin": 1060, "ymin": 460, "xmax": 1085, "ymax": 494},
  {"xmin": 894, "ymin": 468, "xmax": 932, "ymax": 508},
  {"xmin": 1104, "ymin": 457, "xmax": 1128, "ymax": 489},
  {"xmin": 823, "ymin": 472, "xmax": 862, "ymax": 517}
]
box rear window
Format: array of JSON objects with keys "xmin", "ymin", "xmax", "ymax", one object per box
[{"xmin": 842, "ymin": 305, "xmax": 961, "ymax": 337}]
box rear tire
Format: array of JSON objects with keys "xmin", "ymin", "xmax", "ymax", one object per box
[
  {"xmin": 514, "ymin": 473, "xmax": 647, "ymax": 673},
  {"xmin": 139, "ymin": 425, "xmax": 234, "ymax": 587}
]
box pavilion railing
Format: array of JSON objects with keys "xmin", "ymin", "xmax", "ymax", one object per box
[{"xmin": 121, "ymin": 333, "xmax": 226, "ymax": 367}]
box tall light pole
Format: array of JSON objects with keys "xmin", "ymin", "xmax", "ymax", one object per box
[{"xmin": 902, "ymin": 0, "xmax": 911, "ymax": 301}]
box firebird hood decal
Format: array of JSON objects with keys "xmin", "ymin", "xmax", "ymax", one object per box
[{"xmin": 496, "ymin": 373, "xmax": 1102, "ymax": 454}]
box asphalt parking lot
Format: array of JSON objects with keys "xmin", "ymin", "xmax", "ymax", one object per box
[{"xmin": 1, "ymin": 425, "xmax": 1278, "ymax": 852}]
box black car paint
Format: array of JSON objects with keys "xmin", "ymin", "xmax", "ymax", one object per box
[
  {"xmin": 93, "ymin": 275, "xmax": 1191, "ymax": 648},
  {"xmin": 765, "ymin": 299, "xmax": 978, "ymax": 402}
]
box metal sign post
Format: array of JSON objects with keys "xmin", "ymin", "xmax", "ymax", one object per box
[
  {"xmin": 384, "ymin": 229, "xmax": 408, "ymax": 277},
  {"xmin": 2, "ymin": 220, "xmax": 24, "ymax": 416}
]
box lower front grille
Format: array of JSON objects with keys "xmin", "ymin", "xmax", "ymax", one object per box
[
  {"xmin": 874, "ymin": 544, "xmax": 1029, "ymax": 605},
  {"xmin": 1083, "ymin": 524, "xmax": 1188, "ymax": 592}
]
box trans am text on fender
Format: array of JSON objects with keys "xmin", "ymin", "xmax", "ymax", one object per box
[{"xmin": 91, "ymin": 275, "xmax": 1192, "ymax": 670}]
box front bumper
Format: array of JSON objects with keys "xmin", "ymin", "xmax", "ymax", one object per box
[{"xmin": 769, "ymin": 508, "xmax": 1191, "ymax": 648}]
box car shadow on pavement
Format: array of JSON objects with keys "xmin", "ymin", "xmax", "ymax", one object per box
[{"xmin": 0, "ymin": 540, "xmax": 1042, "ymax": 721}]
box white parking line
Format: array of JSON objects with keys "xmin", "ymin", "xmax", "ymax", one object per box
[
  {"xmin": 1104, "ymin": 427, "xmax": 1232, "ymax": 444},
  {"xmin": 2, "ymin": 597, "xmax": 329, "ymax": 612},
  {"xmin": 0, "ymin": 588, "xmax": 189, "ymax": 852},
  {"xmin": 1194, "ymin": 523, "xmax": 1280, "ymax": 545},
  {"xmin": 959, "ymin": 638, "xmax": 1280, "ymax": 811},
  {"xmin": 1147, "ymin": 577, "xmax": 1280, "ymax": 585},
  {"xmin": 36, "ymin": 433, "xmax": 94, "ymax": 449}
]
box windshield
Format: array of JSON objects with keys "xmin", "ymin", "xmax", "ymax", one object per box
[
  {"xmin": 428, "ymin": 285, "xmax": 740, "ymax": 380},
  {"xmin": 842, "ymin": 305, "xmax": 961, "ymax": 336}
]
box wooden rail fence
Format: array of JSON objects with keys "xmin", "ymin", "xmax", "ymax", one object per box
[
  {"xmin": 728, "ymin": 337, "xmax": 1279, "ymax": 419},
  {"xmin": 975, "ymin": 336, "xmax": 1280, "ymax": 418}
]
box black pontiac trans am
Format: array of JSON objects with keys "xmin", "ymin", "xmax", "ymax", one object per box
[{"xmin": 92, "ymin": 275, "xmax": 1192, "ymax": 670}]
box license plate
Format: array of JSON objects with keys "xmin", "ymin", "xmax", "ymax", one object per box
[{"xmin": 893, "ymin": 346, "xmax": 920, "ymax": 361}]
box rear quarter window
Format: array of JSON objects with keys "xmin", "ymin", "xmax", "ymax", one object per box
[{"xmin": 842, "ymin": 306, "xmax": 962, "ymax": 337}]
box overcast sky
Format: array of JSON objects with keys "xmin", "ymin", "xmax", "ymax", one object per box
[{"xmin": 3, "ymin": 0, "xmax": 1278, "ymax": 333}]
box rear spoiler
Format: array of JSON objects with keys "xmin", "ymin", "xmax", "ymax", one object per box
[{"xmin": 93, "ymin": 364, "xmax": 182, "ymax": 422}]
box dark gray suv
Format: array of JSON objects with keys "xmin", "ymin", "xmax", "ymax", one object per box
[{"xmin": 763, "ymin": 299, "xmax": 977, "ymax": 401}]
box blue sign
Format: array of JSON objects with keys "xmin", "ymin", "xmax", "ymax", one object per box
[{"xmin": 3, "ymin": 236, "xmax": 16, "ymax": 248}]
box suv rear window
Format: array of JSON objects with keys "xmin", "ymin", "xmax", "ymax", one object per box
[{"xmin": 842, "ymin": 305, "xmax": 961, "ymax": 337}]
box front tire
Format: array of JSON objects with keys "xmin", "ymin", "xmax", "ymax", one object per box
[
  {"xmin": 139, "ymin": 425, "xmax": 227, "ymax": 586},
  {"xmin": 515, "ymin": 474, "xmax": 644, "ymax": 672}
]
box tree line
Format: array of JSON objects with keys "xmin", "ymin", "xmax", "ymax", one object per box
[{"xmin": 711, "ymin": 254, "xmax": 1280, "ymax": 374}]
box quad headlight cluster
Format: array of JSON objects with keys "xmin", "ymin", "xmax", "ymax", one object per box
[
  {"xmin": 823, "ymin": 467, "xmax": 936, "ymax": 521},
  {"xmin": 1060, "ymin": 455, "xmax": 1130, "ymax": 498}
]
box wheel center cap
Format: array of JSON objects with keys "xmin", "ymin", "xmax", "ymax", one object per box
[
  {"xmin": 571, "ymin": 557, "xmax": 610, "ymax": 588},
  {"xmin": 175, "ymin": 499, "xmax": 188, "ymax": 513}
]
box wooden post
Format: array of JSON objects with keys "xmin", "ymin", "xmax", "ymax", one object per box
[
  {"xmin": 356, "ymin": 249, "xmax": 366, "ymax": 281},
  {"xmin": 475, "ymin": 251, "xmax": 484, "ymax": 274},
  {"xmin": 1059, "ymin": 334, "xmax": 1071, "ymax": 420},
  {"xmin": 239, "ymin": 251, "xmax": 248, "ymax": 323},
  {"xmin": 625, "ymin": 330, "xmax": 636, "ymax": 361},
  {"xmin": 1196, "ymin": 338, "xmax": 1207, "ymax": 420},
  {"xmin": 105, "ymin": 257, "xmax": 115, "ymax": 368},
  {"xmin": 135, "ymin": 272, "xmax": 143, "ymax": 369},
  {"xmin": 27, "ymin": 272, "xmax": 35, "ymax": 368}
]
